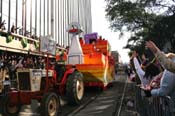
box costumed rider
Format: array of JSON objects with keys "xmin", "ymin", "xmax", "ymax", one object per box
[{"xmin": 55, "ymin": 49, "xmax": 67, "ymax": 82}]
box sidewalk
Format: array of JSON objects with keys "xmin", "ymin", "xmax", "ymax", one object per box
[{"xmin": 71, "ymin": 74, "xmax": 138, "ymax": 116}]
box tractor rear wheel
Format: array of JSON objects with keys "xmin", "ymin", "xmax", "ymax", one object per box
[
  {"xmin": 66, "ymin": 71, "xmax": 84, "ymax": 105},
  {"xmin": 40, "ymin": 92, "xmax": 60, "ymax": 116},
  {"xmin": 2, "ymin": 95, "xmax": 21, "ymax": 116}
]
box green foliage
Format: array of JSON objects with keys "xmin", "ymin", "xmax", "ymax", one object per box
[
  {"xmin": 149, "ymin": 15, "xmax": 175, "ymax": 51},
  {"xmin": 105, "ymin": 0, "xmax": 175, "ymax": 53}
]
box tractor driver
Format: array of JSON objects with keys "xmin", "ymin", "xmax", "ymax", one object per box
[{"xmin": 55, "ymin": 49, "xmax": 67, "ymax": 82}]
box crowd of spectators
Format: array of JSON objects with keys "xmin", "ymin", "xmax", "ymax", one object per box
[
  {"xmin": 0, "ymin": 51, "xmax": 47, "ymax": 81},
  {"xmin": 127, "ymin": 41, "xmax": 175, "ymax": 97},
  {"xmin": 127, "ymin": 41, "xmax": 175, "ymax": 115}
]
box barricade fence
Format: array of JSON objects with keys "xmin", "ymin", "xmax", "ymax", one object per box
[{"xmin": 135, "ymin": 85, "xmax": 175, "ymax": 116}]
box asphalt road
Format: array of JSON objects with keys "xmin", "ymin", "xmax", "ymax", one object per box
[
  {"xmin": 18, "ymin": 86, "xmax": 102, "ymax": 116},
  {"xmin": 1, "ymin": 71, "xmax": 135, "ymax": 116},
  {"xmin": 72, "ymin": 72, "xmax": 127, "ymax": 116}
]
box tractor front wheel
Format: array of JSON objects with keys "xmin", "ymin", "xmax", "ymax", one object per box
[
  {"xmin": 66, "ymin": 71, "xmax": 84, "ymax": 105},
  {"xmin": 2, "ymin": 95, "xmax": 21, "ymax": 116},
  {"xmin": 40, "ymin": 92, "xmax": 60, "ymax": 116}
]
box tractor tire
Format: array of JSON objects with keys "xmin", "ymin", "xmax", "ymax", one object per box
[
  {"xmin": 40, "ymin": 92, "xmax": 60, "ymax": 116},
  {"xmin": 66, "ymin": 71, "xmax": 84, "ymax": 105},
  {"xmin": 2, "ymin": 94, "xmax": 21, "ymax": 116}
]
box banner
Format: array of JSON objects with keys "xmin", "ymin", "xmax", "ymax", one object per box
[{"xmin": 40, "ymin": 35, "xmax": 56, "ymax": 55}]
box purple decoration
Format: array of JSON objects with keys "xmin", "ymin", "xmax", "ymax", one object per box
[{"xmin": 84, "ymin": 32, "xmax": 98, "ymax": 44}]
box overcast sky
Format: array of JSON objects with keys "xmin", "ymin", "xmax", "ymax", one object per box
[{"xmin": 91, "ymin": 0, "xmax": 130, "ymax": 63}]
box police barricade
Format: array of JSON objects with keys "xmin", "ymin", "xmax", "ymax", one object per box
[{"xmin": 135, "ymin": 85, "xmax": 175, "ymax": 116}]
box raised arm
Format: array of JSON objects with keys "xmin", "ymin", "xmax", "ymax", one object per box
[{"xmin": 146, "ymin": 41, "xmax": 175, "ymax": 73}]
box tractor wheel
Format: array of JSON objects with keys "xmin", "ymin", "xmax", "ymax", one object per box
[
  {"xmin": 66, "ymin": 71, "xmax": 84, "ymax": 105},
  {"xmin": 40, "ymin": 92, "xmax": 60, "ymax": 116},
  {"xmin": 2, "ymin": 95, "xmax": 21, "ymax": 116}
]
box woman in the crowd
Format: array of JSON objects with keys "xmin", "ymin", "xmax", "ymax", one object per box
[
  {"xmin": 131, "ymin": 49, "xmax": 162, "ymax": 86},
  {"xmin": 146, "ymin": 41, "xmax": 175, "ymax": 73},
  {"xmin": 131, "ymin": 51, "xmax": 149, "ymax": 86},
  {"xmin": 142, "ymin": 54, "xmax": 175, "ymax": 98}
]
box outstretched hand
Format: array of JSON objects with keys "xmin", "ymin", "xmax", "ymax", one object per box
[
  {"xmin": 145, "ymin": 41, "xmax": 160, "ymax": 53},
  {"xmin": 130, "ymin": 51, "xmax": 137, "ymax": 59},
  {"xmin": 140, "ymin": 85, "xmax": 151, "ymax": 91},
  {"xmin": 140, "ymin": 85, "xmax": 152, "ymax": 97}
]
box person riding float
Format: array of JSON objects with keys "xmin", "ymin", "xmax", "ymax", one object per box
[{"xmin": 55, "ymin": 49, "xmax": 67, "ymax": 82}]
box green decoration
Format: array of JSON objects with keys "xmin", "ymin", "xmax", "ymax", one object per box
[
  {"xmin": 21, "ymin": 38, "xmax": 28, "ymax": 48},
  {"xmin": 6, "ymin": 35, "xmax": 13, "ymax": 43},
  {"xmin": 34, "ymin": 41, "xmax": 39, "ymax": 49}
]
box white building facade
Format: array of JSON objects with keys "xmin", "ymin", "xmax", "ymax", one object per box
[{"xmin": 0, "ymin": 0, "xmax": 92, "ymax": 47}]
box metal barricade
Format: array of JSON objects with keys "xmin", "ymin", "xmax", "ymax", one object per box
[
  {"xmin": 135, "ymin": 86, "xmax": 175, "ymax": 116},
  {"xmin": 162, "ymin": 96, "xmax": 175, "ymax": 116}
]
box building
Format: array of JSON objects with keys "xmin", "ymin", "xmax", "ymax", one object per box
[{"xmin": 0, "ymin": 0, "xmax": 92, "ymax": 47}]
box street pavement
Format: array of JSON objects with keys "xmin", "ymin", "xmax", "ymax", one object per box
[
  {"xmin": 1, "ymin": 72, "xmax": 139, "ymax": 116},
  {"xmin": 69, "ymin": 73, "xmax": 127, "ymax": 116},
  {"xmin": 69, "ymin": 72, "xmax": 139, "ymax": 116}
]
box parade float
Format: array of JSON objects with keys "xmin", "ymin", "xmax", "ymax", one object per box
[
  {"xmin": 66, "ymin": 23, "xmax": 115, "ymax": 90},
  {"xmin": 77, "ymin": 33, "xmax": 115, "ymax": 89}
]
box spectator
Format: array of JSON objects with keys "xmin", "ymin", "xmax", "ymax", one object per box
[
  {"xmin": 24, "ymin": 57, "xmax": 34, "ymax": 68},
  {"xmin": 79, "ymin": 37, "xmax": 84, "ymax": 45},
  {"xmin": 142, "ymin": 58, "xmax": 162, "ymax": 80},
  {"xmin": 131, "ymin": 49, "xmax": 162, "ymax": 86},
  {"xmin": 8, "ymin": 60, "xmax": 17, "ymax": 80},
  {"xmin": 142, "ymin": 48, "xmax": 162, "ymax": 76},
  {"xmin": 0, "ymin": 20, "xmax": 6, "ymax": 30},
  {"xmin": 125, "ymin": 64, "xmax": 131, "ymax": 77},
  {"xmin": 15, "ymin": 56, "xmax": 24, "ymax": 69},
  {"xmin": 11, "ymin": 23, "xmax": 16, "ymax": 33},
  {"xmin": 126, "ymin": 63, "xmax": 136, "ymax": 82},
  {"xmin": 149, "ymin": 72, "xmax": 163, "ymax": 89},
  {"xmin": 146, "ymin": 41, "xmax": 175, "ymax": 73},
  {"xmin": 131, "ymin": 51, "xmax": 149, "ymax": 86},
  {"xmin": 142, "ymin": 56, "xmax": 175, "ymax": 97}
]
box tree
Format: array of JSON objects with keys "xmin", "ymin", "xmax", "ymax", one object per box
[
  {"xmin": 150, "ymin": 15, "xmax": 175, "ymax": 51},
  {"xmin": 105, "ymin": 0, "xmax": 175, "ymax": 53}
]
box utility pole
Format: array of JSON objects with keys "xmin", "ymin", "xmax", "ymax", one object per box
[{"xmin": 8, "ymin": 0, "xmax": 11, "ymax": 32}]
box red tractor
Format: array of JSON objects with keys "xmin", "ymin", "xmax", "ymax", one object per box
[
  {"xmin": 0, "ymin": 34, "xmax": 84, "ymax": 116},
  {"xmin": 1, "ymin": 66, "xmax": 84, "ymax": 116}
]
